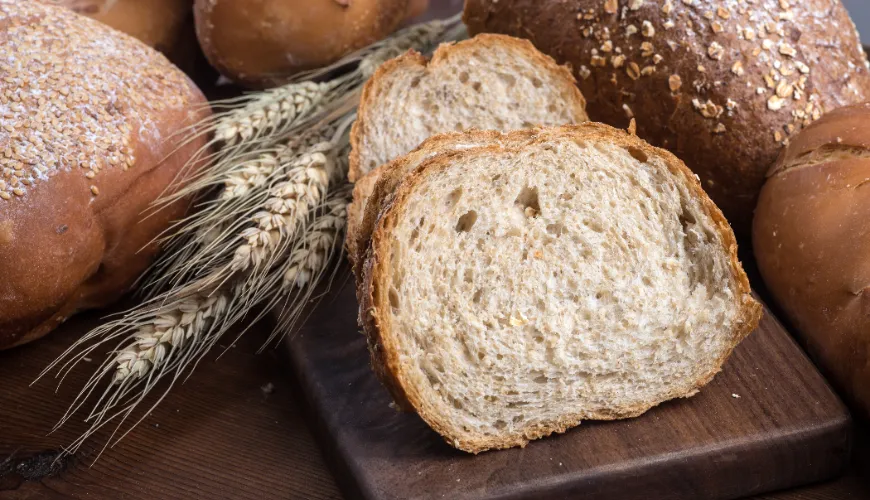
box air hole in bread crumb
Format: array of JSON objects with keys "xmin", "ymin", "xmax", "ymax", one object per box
[
  {"xmin": 547, "ymin": 104, "xmax": 558, "ymax": 114},
  {"xmin": 513, "ymin": 415, "xmax": 524, "ymax": 423},
  {"xmin": 410, "ymin": 76, "xmax": 421, "ymax": 87},
  {"xmin": 472, "ymin": 289, "xmax": 483, "ymax": 304},
  {"xmin": 388, "ymin": 288, "xmax": 400, "ymax": 310},
  {"xmin": 626, "ymin": 146, "xmax": 649, "ymax": 163},
  {"xmin": 458, "ymin": 71, "xmax": 469, "ymax": 83},
  {"xmin": 496, "ymin": 354, "xmax": 504, "ymax": 361},
  {"xmin": 515, "ymin": 186, "xmax": 541, "ymax": 218},
  {"xmin": 445, "ymin": 187, "xmax": 462, "ymax": 210},
  {"xmin": 521, "ymin": 121, "xmax": 535, "ymax": 128},
  {"xmin": 534, "ymin": 375, "xmax": 549, "ymax": 384},
  {"xmin": 534, "ymin": 335, "xmax": 544, "ymax": 343},
  {"xmin": 532, "ymin": 77, "xmax": 543, "ymax": 88},
  {"xmin": 471, "ymin": 81, "xmax": 482, "ymax": 92},
  {"xmin": 546, "ymin": 223, "xmax": 565, "ymax": 236},
  {"xmin": 464, "ymin": 269, "xmax": 473, "ymax": 283},
  {"xmin": 456, "ymin": 211, "xmax": 478, "ymax": 232},
  {"xmin": 498, "ymin": 73, "xmax": 516, "ymax": 87},
  {"xmin": 494, "ymin": 420, "xmax": 507, "ymax": 430}
]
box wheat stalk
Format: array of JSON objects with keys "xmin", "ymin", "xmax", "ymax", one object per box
[{"xmin": 38, "ymin": 14, "xmax": 465, "ymax": 461}]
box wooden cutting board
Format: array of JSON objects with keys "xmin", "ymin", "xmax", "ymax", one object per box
[{"xmin": 285, "ymin": 275, "xmax": 851, "ymax": 500}]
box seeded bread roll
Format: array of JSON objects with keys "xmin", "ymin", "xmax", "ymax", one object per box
[
  {"xmin": 0, "ymin": 1, "xmax": 210, "ymax": 350},
  {"xmin": 193, "ymin": 0, "xmax": 423, "ymax": 88},
  {"xmin": 360, "ymin": 124, "xmax": 761, "ymax": 452},
  {"xmin": 754, "ymin": 102, "xmax": 870, "ymax": 419},
  {"xmin": 464, "ymin": 0, "xmax": 870, "ymax": 236}
]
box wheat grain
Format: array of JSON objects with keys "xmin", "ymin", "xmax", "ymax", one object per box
[
  {"xmin": 283, "ymin": 194, "xmax": 348, "ymax": 289},
  {"xmin": 214, "ymin": 81, "xmax": 333, "ymax": 146},
  {"xmin": 112, "ymin": 293, "xmax": 229, "ymax": 383}
]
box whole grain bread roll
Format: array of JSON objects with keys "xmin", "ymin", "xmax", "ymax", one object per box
[
  {"xmin": 193, "ymin": 0, "xmax": 426, "ymax": 88},
  {"xmin": 464, "ymin": 0, "xmax": 870, "ymax": 236},
  {"xmin": 754, "ymin": 102, "xmax": 870, "ymax": 419},
  {"xmin": 0, "ymin": 1, "xmax": 211, "ymax": 350}
]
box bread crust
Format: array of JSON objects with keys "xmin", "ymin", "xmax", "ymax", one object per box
[
  {"xmin": 361, "ymin": 123, "xmax": 761, "ymax": 453},
  {"xmin": 463, "ymin": 0, "xmax": 870, "ymax": 237},
  {"xmin": 348, "ymin": 33, "xmax": 588, "ymax": 182},
  {"xmin": 193, "ymin": 0, "xmax": 411, "ymax": 88},
  {"xmin": 754, "ymin": 102, "xmax": 870, "ymax": 419},
  {"xmin": 0, "ymin": 2, "xmax": 211, "ymax": 349}
]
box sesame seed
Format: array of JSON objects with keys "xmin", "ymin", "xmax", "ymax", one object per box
[
  {"xmin": 611, "ymin": 55, "xmax": 626, "ymax": 68},
  {"xmin": 628, "ymin": 0, "xmax": 644, "ymax": 10},
  {"xmin": 623, "ymin": 104, "xmax": 634, "ymax": 118},
  {"xmin": 626, "ymin": 25, "xmax": 638, "ymax": 36},
  {"xmin": 627, "ymin": 62, "xmax": 641, "ymax": 80},
  {"xmin": 641, "ymin": 65, "xmax": 656, "ymax": 76},
  {"xmin": 779, "ymin": 44, "xmax": 797, "ymax": 58},
  {"xmin": 669, "ymin": 75, "xmax": 683, "ymax": 92},
  {"xmin": 713, "ymin": 123, "xmax": 727, "ymax": 134},
  {"xmin": 716, "ymin": 7, "xmax": 730, "ymax": 19},
  {"xmin": 604, "ymin": 0, "xmax": 618, "ymax": 15},
  {"xmin": 90, "ymin": 185, "xmax": 100, "ymax": 196},
  {"xmin": 731, "ymin": 61, "xmax": 745, "ymax": 76},
  {"xmin": 0, "ymin": 191, "xmax": 9, "ymax": 200},
  {"xmin": 12, "ymin": 188, "xmax": 24, "ymax": 196}
]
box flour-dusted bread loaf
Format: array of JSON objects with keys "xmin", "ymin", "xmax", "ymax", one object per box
[
  {"xmin": 348, "ymin": 33, "xmax": 589, "ymax": 182},
  {"xmin": 359, "ymin": 124, "xmax": 761, "ymax": 453},
  {"xmin": 464, "ymin": 0, "xmax": 870, "ymax": 236},
  {"xmin": 754, "ymin": 102, "xmax": 870, "ymax": 419},
  {"xmin": 0, "ymin": 1, "xmax": 210, "ymax": 349}
]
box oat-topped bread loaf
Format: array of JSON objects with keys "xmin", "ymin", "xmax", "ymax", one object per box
[
  {"xmin": 360, "ymin": 124, "xmax": 761, "ymax": 453},
  {"xmin": 347, "ymin": 34, "xmax": 589, "ymax": 261},
  {"xmin": 349, "ymin": 34, "xmax": 589, "ymax": 182},
  {"xmin": 0, "ymin": 1, "xmax": 210, "ymax": 349},
  {"xmin": 464, "ymin": 0, "xmax": 870, "ymax": 236}
]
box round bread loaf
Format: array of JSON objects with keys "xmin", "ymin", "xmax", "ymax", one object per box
[
  {"xmin": 464, "ymin": 0, "xmax": 870, "ymax": 235},
  {"xmin": 47, "ymin": 0, "xmax": 192, "ymax": 54},
  {"xmin": 754, "ymin": 102, "xmax": 870, "ymax": 419},
  {"xmin": 193, "ymin": 0, "xmax": 423, "ymax": 88},
  {"xmin": 0, "ymin": 1, "xmax": 211, "ymax": 350}
]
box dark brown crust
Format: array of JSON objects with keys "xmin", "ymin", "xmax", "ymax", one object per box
[
  {"xmin": 753, "ymin": 102, "xmax": 870, "ymax": 420},
  {"xmin": 0, "ymin": 8, "xmax": 211, "ymax": 350},
  {"xmin": 193, "ymin": 0, "xmax": 411, "ymax": 88},
  {"xmin": 463, "ymin": 0, "xmax": 870, "ymax": 237},
  {"xmin": 361, "ymin": 123, "xmax": 761, "ymax": 453},
  {"xmin": 348, "ymin": 33, "xmax": 589, "ymax": 181}
]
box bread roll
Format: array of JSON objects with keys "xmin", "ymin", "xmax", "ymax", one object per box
[
  {"xmin": 464, "ymin": 0, "xmax": 870, "ymax": 235},
  {"xmin": 360, "ymin": 124, "xmax": 761, "ymax": 452},
  {"xmin": 47, "ymin": 0, "xmax": 192, "ymax": 56},
  {"xmin": 193, "ymin": 0, "xmax": 421, "ymax": 88},
  {"xmin": 754, "ymin": 102, "xmax": 870, "ymax": 418},
  {"xmin": 0, "ymin": 1, "xmax": 210, "ymax": 350}
]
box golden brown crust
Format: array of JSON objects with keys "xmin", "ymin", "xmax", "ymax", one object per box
[
  {"xmin": 754, "ymin": 101, "xmax": 870, "ymax": 419},
  {"xmin": 463, "ymin": 0, "xmax": 870, "ymax": 237},
  {"xmin": 0, "ymin": 2, "xmax": 211, "ymax": 350},
  {"xmin": 361, "ymin": 123, "xmax": 761, "ymax": 453},
  {"xmin": 348, "ymin": 33, "xmax": 589, "ymax": 181},
  {"xmin": 193, "ymin": 0, "xmax": 411, "ymax": 88}
]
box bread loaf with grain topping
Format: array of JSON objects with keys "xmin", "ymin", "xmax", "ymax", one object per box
[
  {"xmin": 0, "ymin": 1, "xmax": 210, "ymax": 349},
  {"xmin": 360, "ymin": 124, "xmax": 761, "ymax": 452},
  {"xmin": 464, "ymin": 0, "xmax": 870, "ymax": 236},
  {"xmin": 754, "ymin": 101, "xmax": 870, "ymax": 420}
]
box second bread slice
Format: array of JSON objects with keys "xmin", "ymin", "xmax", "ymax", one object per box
[{"xmin": 360, "ymin": 124, "xmax": 762, "ymax": 453}]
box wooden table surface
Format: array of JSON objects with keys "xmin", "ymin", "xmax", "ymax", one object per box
[{"xmin": 2, "ymin": 2, "xmax": 870, "ymax": 499}]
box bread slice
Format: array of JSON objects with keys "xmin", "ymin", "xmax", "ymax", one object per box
[
  {"xmin": 360, "ymin": 124, "xmax": 762, "ymax": 453},
  {"xmin": 347, "ymin": 34, "xmax": 588, "ymax": 264}
]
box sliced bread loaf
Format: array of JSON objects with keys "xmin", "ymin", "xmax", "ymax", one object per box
[
  {"xmin": 347, "ymin": 34, "xmax": 588, "ymax": 263},
  {"xmin": 360, "ymin": 124, "xmax": 761, "ymax": 453}
]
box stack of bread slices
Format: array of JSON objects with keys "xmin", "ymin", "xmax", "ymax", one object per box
[{"xmin": 349, "ymin": 34, "xmax": 761, "ymax": 453}]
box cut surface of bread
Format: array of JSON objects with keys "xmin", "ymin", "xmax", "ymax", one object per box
[
  {"xmin": 361, "ymin": 124, "xmax": 761, "ymax": 453},
  {"xmin": 348, "ymin": 33, "xmax": 588, "ymax": 183}
]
